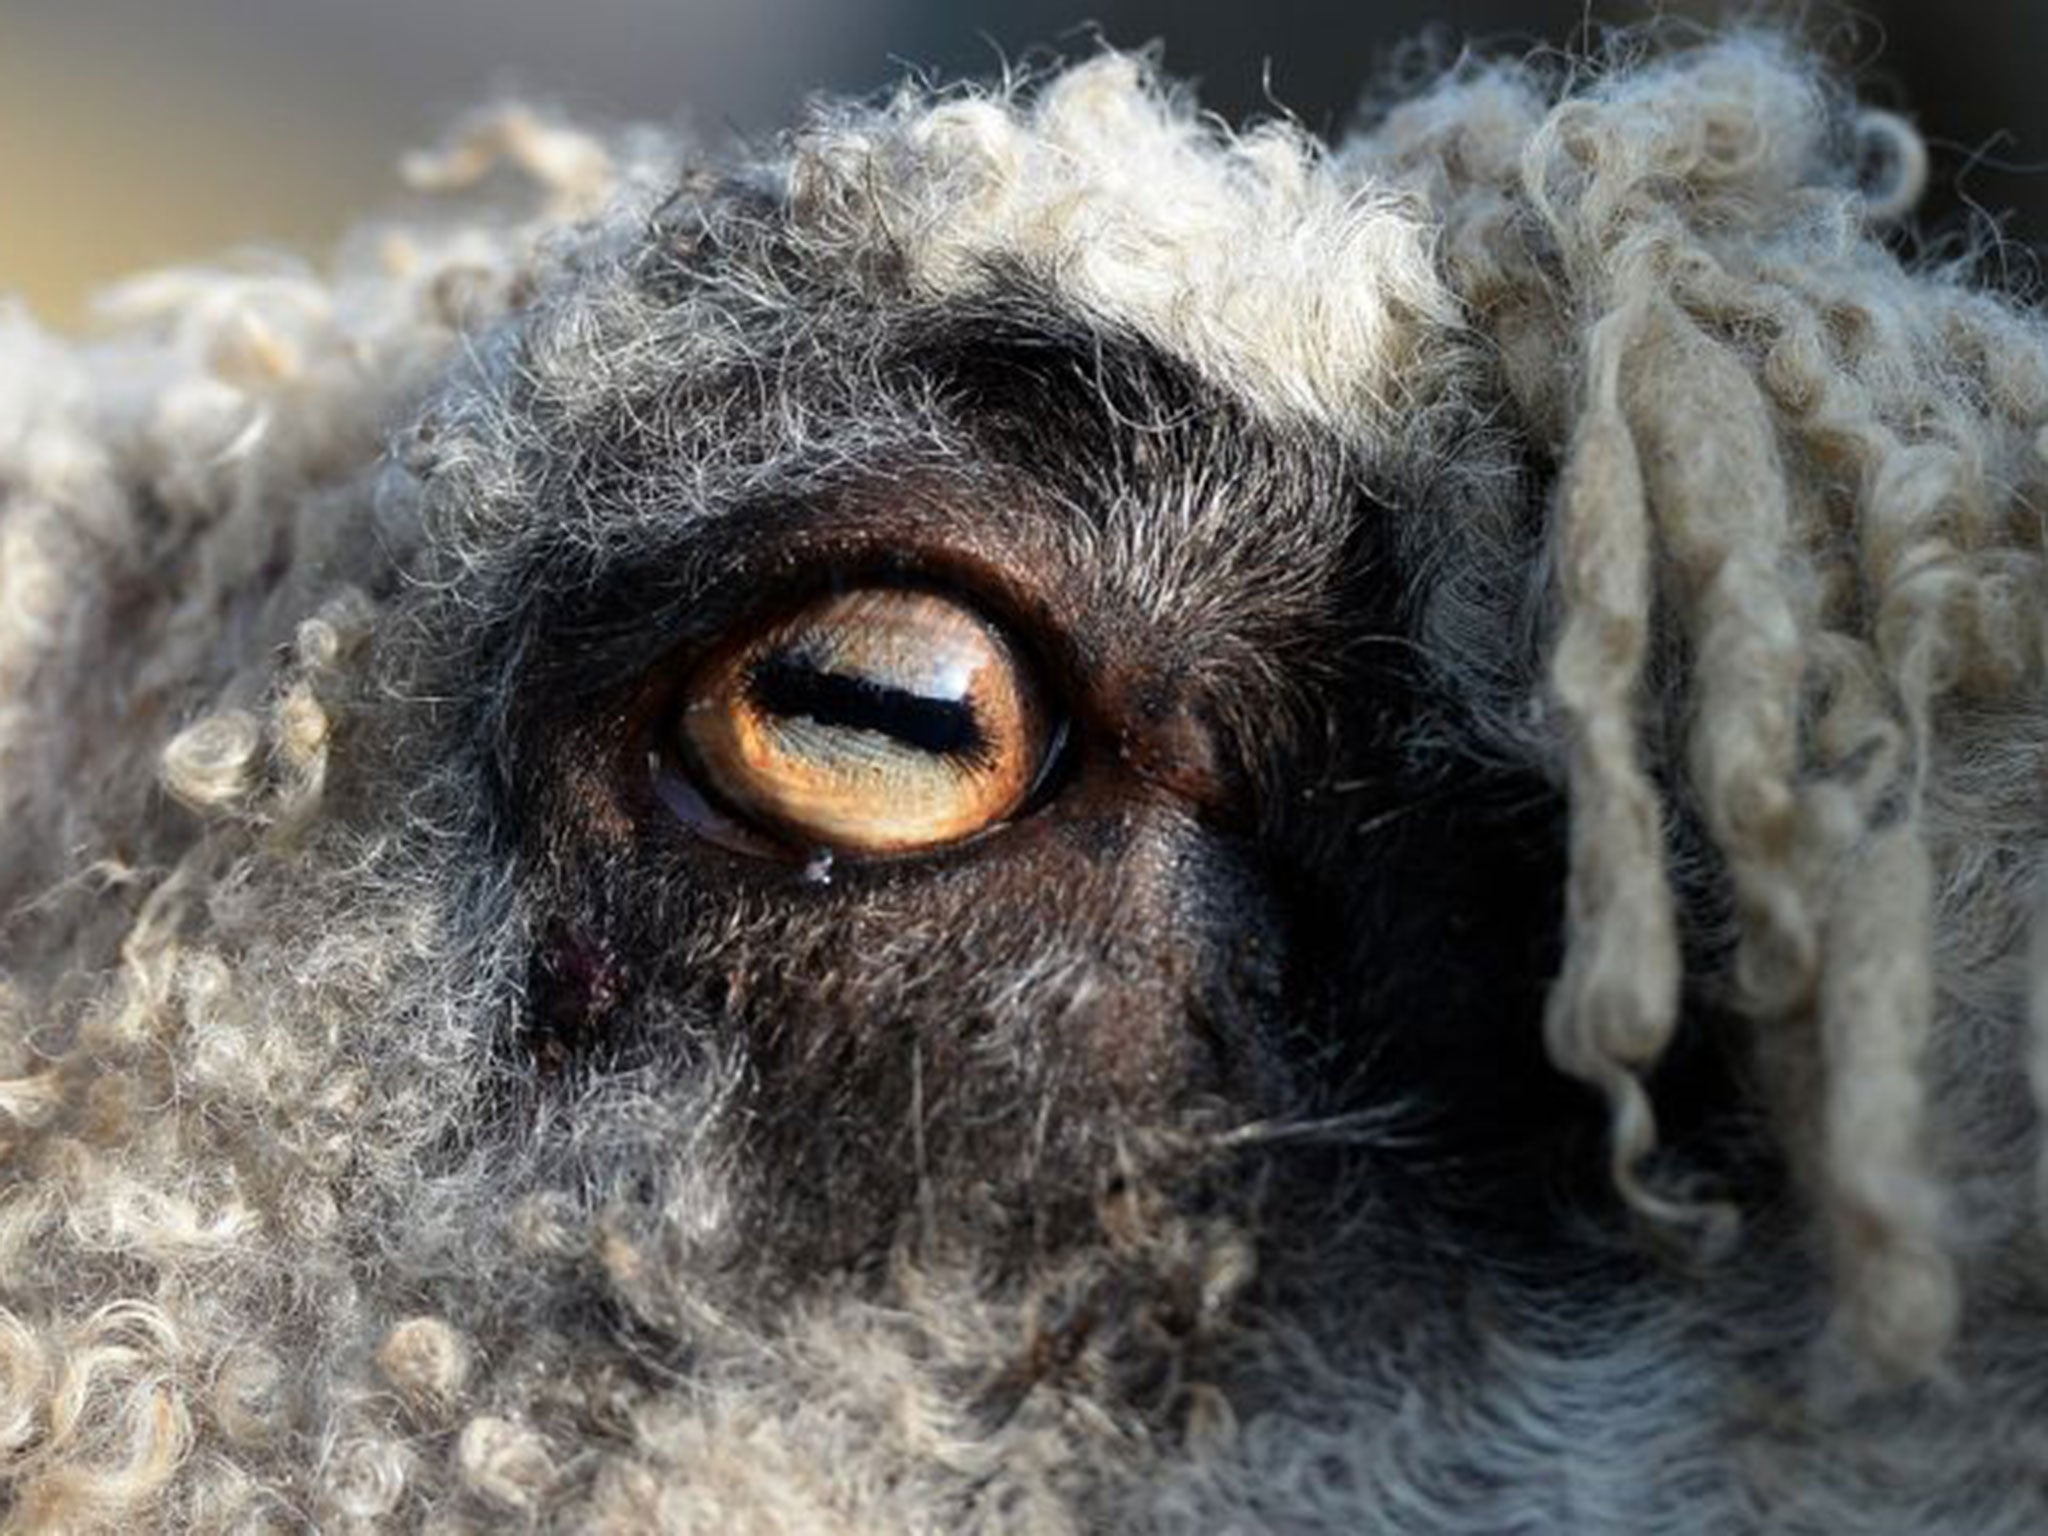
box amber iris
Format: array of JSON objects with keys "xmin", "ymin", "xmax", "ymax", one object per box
[{"xmin": 677, "ymin": 587, "xmax": 1051, "ymax": 855}]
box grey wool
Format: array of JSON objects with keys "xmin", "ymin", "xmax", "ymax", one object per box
[{"xmin": 5, "ymin": 29, "xmax": 2048, "ymax": 1534}]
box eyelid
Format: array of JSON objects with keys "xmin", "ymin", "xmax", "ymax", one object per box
[{"xmin": 648, "ymin": 746, "xmax": 784, "ymax": 858}]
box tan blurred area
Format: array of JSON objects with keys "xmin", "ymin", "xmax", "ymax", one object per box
[
  {"xmin": 4, "ymin": 12, "xmax": 390, "ymax": 324},
  {"xmin": 1, "ymin": 0, "xmax": 895, "ymax": 327},
  {"xmin": 6, "ymin": 1, "xmax": 2043, "ymax": 329}
]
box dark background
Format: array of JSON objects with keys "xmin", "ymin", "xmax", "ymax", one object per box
[{"xmin": 7, "ymin": 1, "xmax": 2042, "ymax": 321}]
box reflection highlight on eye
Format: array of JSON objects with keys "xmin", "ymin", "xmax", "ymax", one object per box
[{"xmin": 674, "ymin": 587, "xmax": 1055, "ymax": 856}]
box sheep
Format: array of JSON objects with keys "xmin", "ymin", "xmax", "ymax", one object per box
[{"xmin": 3, "ymin": 30, "xmax": 2047, "ymax": 1534}]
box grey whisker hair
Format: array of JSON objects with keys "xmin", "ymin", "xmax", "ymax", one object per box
[{"xmin": 1182, "ymin": 1108, "xmax": 1433, "ymax": 1155}]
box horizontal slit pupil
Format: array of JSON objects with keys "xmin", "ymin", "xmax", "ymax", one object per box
[{"xmin": 750, "ymin": 656, "xmax": 985, "ymax": 758}]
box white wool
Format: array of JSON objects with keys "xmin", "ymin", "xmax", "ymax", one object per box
[{"xmin": 793, "ymin": 54, "xmax": 1462, "ymax": 433}]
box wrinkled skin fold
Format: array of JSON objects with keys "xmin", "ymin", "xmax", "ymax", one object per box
[{"xmin": 4, "ymin": 31, "xmax": 2048, "ymax": 1535}]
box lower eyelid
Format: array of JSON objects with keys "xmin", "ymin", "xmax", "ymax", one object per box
[{"xmin": 648, "ymin": 749, "xmax": 784, "ymax": 858}]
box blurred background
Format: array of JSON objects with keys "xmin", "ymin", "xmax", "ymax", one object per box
[{"xmin": 7, "ymin": 0, "xmax": 2044, "ymax": 323}]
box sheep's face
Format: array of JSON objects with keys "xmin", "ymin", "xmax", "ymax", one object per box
[
  {"xmin": 477, "ymin": 309, "xmax": 1578, "ymax": 1277},
  {"xmin": 5, "ymin": 40, "xmax": 2048, "ymax": 1535}
]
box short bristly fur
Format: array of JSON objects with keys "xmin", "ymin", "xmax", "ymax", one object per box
[{"xmin": 5, "ymin": 31, "xmax": 2048, "ymax": 1534}]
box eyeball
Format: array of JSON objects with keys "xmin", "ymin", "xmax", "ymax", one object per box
[{"xmin": 671, "ymin": 586, "xmax": 1056, "ymax": 857}]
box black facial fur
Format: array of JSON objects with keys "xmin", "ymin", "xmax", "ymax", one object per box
[{"xmin": 467, "ymin": 275, "xmax": 1626, "ymax": 1307}]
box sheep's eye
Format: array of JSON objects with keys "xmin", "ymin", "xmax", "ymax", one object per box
[{"xmin": 673, "ymin": 586, "xmax": 1054, "ymax": 857}]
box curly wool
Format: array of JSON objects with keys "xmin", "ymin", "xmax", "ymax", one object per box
[
  {"xmin": 1355, "ymin": 41, "xmax": 2048, "ymax": 1371},
  {"xmin": 3, "ymin": 31, "xmax": 2048, "ymax": 1534}
]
